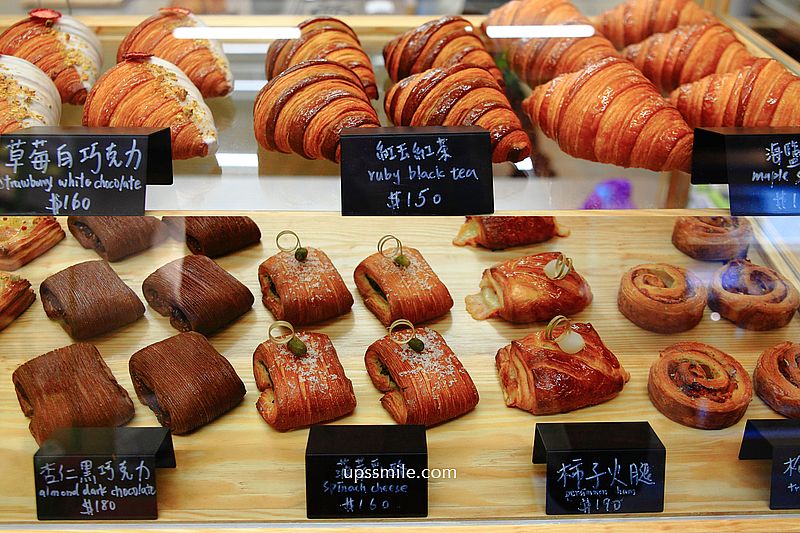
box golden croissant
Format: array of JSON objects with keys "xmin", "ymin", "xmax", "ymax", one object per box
[
  {"xmin": 523, "ymin": 56, "xmax": 694, "ymax": 172},
  {"xmin": 384, "ymin": 64, "xmax": 531, "ymax": 163},
  {"xmin": 596, "ymin": 0, "xmax": 716, "ymax": 49},
  {"xmin": 384, "ymin": 16, "xmax": 503, "ymax": 87},
  {"xmin": 254, "ymin": 59, "xmax": 380, "ymax": 163},
  {"xmin": 117, "ymin": 7, "xmax": 233, "ymax": 98},
  {"xmin": 83, "ymin": 53, "xmax": 218, "ymax": 160},
  {"xmin": 623, "ymin": 23, "xmax": 756, "ymax": 93},
  {"xmin": 0, "ymin": 9, "xmax": 102, "ymax": 105},
  {"xmin": 266, "ymin": 17, "xmax": 377, "ymax": 100},
  {"xmin": 0, "ymin": 55, "xmax": 61, "ymax": 133},
  {"xmin": 669, "ymin": 58, "xmax": 800, "ymax": 128}
]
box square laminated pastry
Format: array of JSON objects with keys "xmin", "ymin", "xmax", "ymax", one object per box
[
  {"xmin": 0, "ymin": 216, "xmax": 65, "ymax": 270},
  {"xmin": 67, "ymin": 216, "xmax": 169, "ymax": 262},
  {"xmin": 354, "ymin": 247, "xmax": 453, "ymax": 326},
  {"xmin": 258, "ymin": 247, "xmax": 353, "ymax": 326},
  {"xmin": 12, "ymin": 343, "xmax": 135, "ymax": 444},
  {"xmin": 365, "ymin": 327, "xmax": 478, "ymax": 426},
  {"xmin": 129, "ymin": 332, "xmax": 246, "ymax": 435},
  {"xmin": 253, "ymin": 331, "xmax": 356, "ymax": 431},
  {"xmin": 142, "ymin": 254, "xmax": 254, "ymax": 335},
  {"xmin": 40, "ymin": 260, "xmax": 145, "ymax": 339},
  {"xmin": 162, "ymin": 216, "xmax": 262, "ymax": 258},
  {"xmin": 0, "ymin": 271, "xmax": 36, "ymax": 331}
]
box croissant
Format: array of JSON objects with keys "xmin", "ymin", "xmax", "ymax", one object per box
[
  {"xmin": 523, "ymin": 56, "xmax": 694, "ymax": 172},
  {"xmin": 384, "ymin": 65, "xmax": 531, "ymax": 163},
  {"xmin": 623, "ymin": 23, "xmax": 756, "ymax": 93},
  {"xmin": 68, "ymin": 216, "xmax": 169, "ymax": 262},
  {"xmin": 0, "ymin": 216, "xmax": 65, "ymax": 270},
  {"xmin": 0, "ymin": 55, "xmax": 61, "ymax": 133},
  {"xmin": 129, "ymin": 332, "xmax": 246, "ymax": 434},
  {"xmin": 669, "ymin": 58, "xmax": 800, "ymax": 127},
  {"xmin": 365, "ymin": 327, "xmax": 479, "ymax": 426},
  {"xmin": 41, "ymin": 260, "xmax": 145, "ymax": 339},
  {"xmin": 0, "ymin": 272, "xmax": 35, "ymax": 331},
  {"xmin": 672, "ymin": 216, "xmax": 752, "ymax": 261},
  {"xmin": 708, "ymin": 259, "xmax": 799, "ymax": 331},
  {"xmin": 13, "ymin": 343, "xmax": 135, "ymax": 444},
  {"xmin": 466, "ymin": 251, "xmax": 592, "ymax": 323},
  {"xmin": 0, "ymin": 9, "xmax": 102, "ymax": 105},
  {"xmin": 266, "ymin": 17, "xmax": 377, "ymax": 100},
  {"xmin": 618, "ymin": 263, "xmax": 707, "ymax": 333},
  {"xmin": 83, "ymin": 53, "xmax": 218, "ymax": 160},
  {"xmin": 754, "ymin": 341, "xmax": 800, "ymax": 419},
  {"xmin": 253, "ymin": 331, "xmax": 356, "ymax": 431},
  {"xmin": 596, "ymin": 0, "xmax": 716, "ymax": 49},
  {"xmin": 496, "ymin": 321, "xmax": 629, "ymax": 414},
  {"xmin": 384, "ymin": 16, "xmax": 503, "ymax": 87},
  {"xmin": 142, "ymin": 254, "xmax": 254, "ymax": 335},
  {"xmin": 453, "ymin": 215, "xmax": 568, "ymax": 249},
  {"xmin": 648, "ymin": 341, "xmax": 752, "ymax": 429},
  {"xmin": 161, "ymin": 215, "xmax": 261, "ymax": 257},
  {"xmin": 254, "ymin": 59, "xmax": 380, "ymax": 163},
  {"xmin": 118, "ymin": 7, "xmax": 232, "ymax": 98}
]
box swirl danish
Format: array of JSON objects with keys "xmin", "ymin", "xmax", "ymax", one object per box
[
  {"xmin": 648, "ymin": 341, "xmax": 752, "ymax": 429},
  {"xmin": 709, "ymin": 259, "xmax": 800, "ymax": 331},
  {"xmin": 618, "ymin": 263, "xmax": 707, "ymax": 333},
  {"xmin": 754, "ymin": 342, "xmax": 800, "ymax": 419},
  {"xmin": 672, "ymin": 216, "xmax": 752, "ymax": 261}
]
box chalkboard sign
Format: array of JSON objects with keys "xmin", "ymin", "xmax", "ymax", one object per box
[
  {"xmin": 34, "ymin": 427, "xmax": 175, "ymax": 520},
  {"xmin": 305, "ymin": 425, "xmax": 427, "ymax": 518},
  {"xmin": 533, "ymin": 422, "xmax": 666, "ymax": 515},
  {"xmin": 0, "ymin": 127, "xmax": 173, "ymax": 216},
  {"xmin": 739, "ymin": 419, "xmax": 800, "ymax": 509},
  {"xmin": 692, "ymin": 127, "xmax": 800, "ymax": 215},
  {"xmin": 340, "ymin": 126, "xmax": 494, "ymax": 216}
]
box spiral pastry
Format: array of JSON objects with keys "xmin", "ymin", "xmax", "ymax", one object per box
[
  {"xmin": 117, "ymin": 7, "xmax": 233, "ymax": 98},
  {"xmin": 0, "ymin": 55, "xmax": 61, "ymax": 134},
  {"xmin": 754, "ymin": 342, "xmax": 800, "ymax": 419},
  {"xmin": 384, "ymin": 64, "xmax": 531, "ymax": 163},
  {"xmin": 254, "ymin": 59, "xmax": 380, "ymax": 163},
  {"xmin": 266, "ymin": 17, "xmax": 377, "ymax": 100},
  {"xmin": 672, "ymin": 216, "xmax": 752, "ymax": 261},
  {"xmin": 0, "ymin": 9, "xmax": 102, "ymax": 105},
  {"xmin": 709, "ymin": 259, "xmax": 800, "ymax": 331},
  {"xmin": 648, "ymin": 341, "xmax": 752, "ymax": 429},
  {"xmin": 618, "ymin": 263, "xmax": 707, "ymax": 333}
]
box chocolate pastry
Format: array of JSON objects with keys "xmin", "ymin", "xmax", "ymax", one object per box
[
  {"xmin": 161, "ymin": 216, "xmax": 261, "ymax": 258},
  {"xmin": 0, "ymin": 216, "xmax": 65, "ymax": 271},
  {"xmin": 648, "ymin": 341, "xmax": 752, "ymax": 429},
  {"xmin": 754, "ymin": 341, "xmax": 800, "ymax": 419},
  {"xmin": 453, "ymin": 216, "xmax": 568, "ymax": 249},
  {"xmin": 41, "ymin": 260, "xmax": 145, "ymax": 339},
  {"xmin": 0, "ymin": 54, "xmax": 61, "ymax": 133},
  {"xmin": 13, "ymin": 343, "xmax": 134, "ymax": 444},
  {"xmin": 68, "ymin": 216, "xmax": 169, "ymax": 262},
  {"xmin": 129, "ymin": 332, "xmax": 245, "ymax": 434},
  {"xmin": 672, "ymin": 216, "xmax": 752, "ymax": 261},
  {"xmin": 142, "ymin": 254, "xmax": 254, "ymax": 335},
  {"xmin": 708, "ymin": 259, "xmax": 800, "ymax": 331},
  {"xmin": 0, "ymin": 272, "xmax": 35, "ymax": 331}
]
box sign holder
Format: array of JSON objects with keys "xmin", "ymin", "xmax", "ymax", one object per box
[{"xmin": 739, "ymin": 419, "xmax": 800, "ymax": 509}]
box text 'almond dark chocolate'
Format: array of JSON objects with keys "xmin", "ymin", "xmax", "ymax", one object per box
[
  {"xmin": 13, "ymin": 343, "xmax": 135, "ymax": 444},
  {"xmin": 162, "ymin": 216, "xmax": 261, "ymax": 258},
  {"xmin": 142, "ymin": 254, "xmax": 254, "ymax": 335},
  {"xmin": 129, "ymin": 332, "xmax": 245, "ymax": 435},
  {"xmin": 68, "ymin": 216, "xmax": 169, "ymax": 262},
  {"xmin": 40, "ymin": 260, "xmax": 145, "ymax": 339}
]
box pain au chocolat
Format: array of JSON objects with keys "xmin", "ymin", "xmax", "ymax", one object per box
[
  {"xmin": 68, "ymin": 216, "xmax": 169, "ymax": 262},
  {"xmin": 161, "ymin": 216, "xmax": 261, "ymax": 258},
  {"xmin": 0, "ymin": 216, "xmax": 65, "ymax": 271}
]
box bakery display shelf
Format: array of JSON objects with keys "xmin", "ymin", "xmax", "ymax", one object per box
[{"xmin": 0, "ymin": 209, "xmax": 798, "ymax": 526}]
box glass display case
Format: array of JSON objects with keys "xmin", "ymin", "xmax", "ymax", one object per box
[{"xmin": 0, "ymin": 0, "xmax": 798, "ymax": 530}]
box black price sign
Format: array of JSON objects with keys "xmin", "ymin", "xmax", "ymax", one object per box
[
  {"xmin": 0, "ymin": 127, "xmax": 172, "ymax": 216},
  {"xmin": 340, "ymin": 126, "xmax": 494, "ymax": 216},
  {"xmin": 34, "ymin": 427, "xmax": 175, "ymax": 520},
  {"xmin": 305, "ymin": 425, "xmax": 427, "ymax": 518},
  {"xmin": 533, "ymin": 422, "xmax": 666, "ymax": 515},
  {"xmin": 739, "ymin": 419, "xmax": 800, "ymax": 509},
  {"xmin": 692, "ymin": 127, "xmax": 800, "ymax": 215}
]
